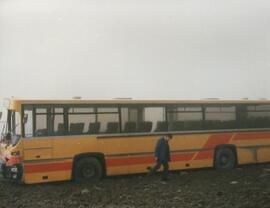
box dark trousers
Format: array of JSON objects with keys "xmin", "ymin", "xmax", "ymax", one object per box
[{"xmin": 150, "ymin": 160, "xmax": 169, "ymax": 180}]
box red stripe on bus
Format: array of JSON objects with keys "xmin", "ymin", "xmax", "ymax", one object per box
[
  {"xmin": 106, "ymin": 156, "xmax": 154, "ymax": 167},
  {"xmin": 194, "ymin": 133, "xmax": 233, "ymax": 160},
  {"xmin": 194, "ymin": 150, "xmax": 214, "ymax": 160},
  {"xmin": 128, "ymin": 156, "xmax": 155, "ymax": 165},
  {"xmin": 171, "ymin": 153, "xmax": 194, "ymax": 162},
  {"xmin": 24, "ymin": 161, "xmax": 72, "ymax": 174},
  {"xmin": 106, "ymin": 153, "xmax": 194, "ymax": 167},
  {"xmin": 233, "ymin": 131, "xmax": 270, "ymax": 141}
]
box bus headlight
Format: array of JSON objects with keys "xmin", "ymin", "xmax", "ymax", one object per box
[
  {"xmin": 11, "ymin": 166, "xmax": 18, "ymax": 173},
  {"xmin": 11, "ymin": 151, "xmax": 20, "ymax": 156}
]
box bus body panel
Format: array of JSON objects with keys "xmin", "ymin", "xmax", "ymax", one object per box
[
  {"xmin": 232, "ymin": 131, "xmax": 270, "ymax": 165},
  {"xmin": 24, "ymin": 169, "xmax": 72, "ymax": 184},
  {"xmin": 23, "ymin": 138, "xmax": 53, "ymax": 161},
  {"xmin": 2, "ymin": 131, "xmax": 270, "ymax": 184},
  {"xmin": 3, "ymin": 99, "xmax": 270, "ymax": 184}
]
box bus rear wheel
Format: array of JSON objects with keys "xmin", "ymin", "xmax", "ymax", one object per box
[
  {"xmin": 214, "ymin": 147, "xmax": 236, "ymax": 170},
  {"xmin": 74, "ymin": 157, "xmax": 103, "ymax": 181}
]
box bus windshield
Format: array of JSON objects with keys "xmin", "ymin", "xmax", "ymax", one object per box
[{"xmin": 0, "ymin": 109, "xmax": 21, "ymax": 145}]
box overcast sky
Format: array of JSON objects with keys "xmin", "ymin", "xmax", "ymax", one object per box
[{"xmin": 0, "ymin": 0, "xmax": 270, "ymax": 100}]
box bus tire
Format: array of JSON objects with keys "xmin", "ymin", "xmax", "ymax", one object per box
[
  {"xmin": 74, "ymin": 157, "xmax": 103, "ymax": 181},
  {"xmin": 214, "ymin": 147, "xmax": 236, "ymax": 170}
]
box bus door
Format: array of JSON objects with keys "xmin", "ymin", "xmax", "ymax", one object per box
[{"xmin": 22, "ymin": 106, "xmax": 53, "ymax": 182}]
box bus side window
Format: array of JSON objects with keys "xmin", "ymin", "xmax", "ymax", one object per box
[
  {"xmin": 167, "ymin": 106, "xmax": 203, "ymax": 131},
  {"xmin": 144, "ymin": 107, "xmax": 165, "ymax": 132},
  {"xmin": 23, "ymin": 107, "xmax": 33, "ymax": 138},
  {"xmin": 246, "ymin": 105, "xmax": 270, "ymax": 128},
  {"xmin": 205, "ymin": 106, "xmax": 236, "ymax": 130},
  {"xmin": 121, "ymin": 106, "xmax": 165, "ymax": 133},
  {"xmin": 51, "ymin": 108, "xmax": 65, "ymax": 136},
  {"xmin": 97, "ymin": 107, "xmax": 119, "ymax": 134},
  {"xmin": 121, "ymin": 107, "xmax": 139, "ymax": 133},
  {"xmin": 35, "ymin": 108, "xmax": 48, "ymax": 137},
  {"xmin": 121, "ymin": 107, "xmax": 143, "ymax": 133},
  {"xmin": 68, "ymin": 107, "xmax": 95, "ymax": 135}
]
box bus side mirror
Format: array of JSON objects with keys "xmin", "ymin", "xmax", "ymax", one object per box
[
  {"xmin": 0, "ymin": 112, "xmax": 2, "ymax": 120},
  {"xmin": 23, "ymin": 114, "xmax": 28, "ymax": 124}
]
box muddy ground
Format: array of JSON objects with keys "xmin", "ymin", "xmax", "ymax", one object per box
[{"xmin": 1, "ymin": 164, "xmax": 270, "ymax": 208}]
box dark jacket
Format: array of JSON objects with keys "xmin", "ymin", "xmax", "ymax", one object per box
[{"xmin": 154, "ymin": 137, "xmax": 171, "ymax": 162}]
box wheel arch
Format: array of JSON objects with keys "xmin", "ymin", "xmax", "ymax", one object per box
[{"xmin": 72, "ymin": 152, "xmax": 107, "ymax": 179}]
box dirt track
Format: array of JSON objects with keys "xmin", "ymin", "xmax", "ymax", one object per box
[{"xmin": 1, "ymin": 164, "xmax": 270, "ymax": 208}]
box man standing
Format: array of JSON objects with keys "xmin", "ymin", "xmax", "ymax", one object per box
[{"xmin": 148, "ymin": 134, "xmax": 173, "ymax": 181}]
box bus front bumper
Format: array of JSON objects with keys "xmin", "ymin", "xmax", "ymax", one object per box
[{"xmin": 1, "ymin": 163, "xmax": 22, "ymax": 181}]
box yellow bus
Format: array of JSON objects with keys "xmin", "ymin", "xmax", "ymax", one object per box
[{"xmin": 1, "ymin": 98, "xmax": 270, "ymax": 184}]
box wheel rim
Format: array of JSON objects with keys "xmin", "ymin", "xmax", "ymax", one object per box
[
  {"xmin": 82, "ymin": 164, "xmax": 95, "ymax": 178},
  {"xmin": 221, "ymin": 154, "xmax": 228, "ymax": 164}
]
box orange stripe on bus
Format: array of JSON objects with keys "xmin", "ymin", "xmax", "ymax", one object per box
[
  {"xmin": 233, "ymin": 131, "xmax": 270, "ymax": 141},
  {"xmin": 24, "ymin": 162, "xmax": 72, "ymax": 174},
  {"xmin": 194, "ymin": 133, "xmax": 233, "ymax": 160}
]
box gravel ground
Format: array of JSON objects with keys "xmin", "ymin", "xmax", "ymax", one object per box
[{"xmin": 1, "ymin": 164, "xmax": 270, "ymax": 208}]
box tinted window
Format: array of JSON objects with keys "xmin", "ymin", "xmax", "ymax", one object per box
[
  {"xmin": 98, "ymin": 107, "xmax": 119, "ymax": 133},
  {"xmin": 121, "ymin": 107, "xmax": 142, "ymax": 133},
  {"xmin": 68, "ymin": 107, "xmax": 95, "ymax": 135},
  {"xmin": 67, "ymin": 106, "xmax": 121, "ymax": 135},
  {"xmin": 23, "ymin": 107, "xmax": 33, "ymax": 138},
  {"xmin": 244, "ymin": 105, "xmax": 270, "ymax": 128},
  {"xmin": 205, "ymin": 106, "xmax": 236, "ymax": 121},
  {"xmin": 144, "ymin": 107, "xmax": 166, "ymax": 132},
  {"xmin": 204, "ymin": 106, "xmax": 236, "ymax": 130},
  {"xmin": 35, "ymin": 108, "xmax": 48, "ymax": 137},
  {"xmin": 50, "ymin": 107, "xmax": 64, "ymax": 135},
  {"xmin": 167, "ymin": 106, "xmax": 203, "ymax": 131}
]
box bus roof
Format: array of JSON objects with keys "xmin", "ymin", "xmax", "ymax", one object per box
[
  {"xmin": 6, "ymin": 98, "xmax": 270, "ymax": 112},
  {"xmin": 9, "ymin": 98, "xmax": 270, "ymax": 105}
]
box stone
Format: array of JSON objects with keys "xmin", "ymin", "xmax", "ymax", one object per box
[
  {"xmin": 80, "ymin": 188, "xmax": 90, "ymax": 195},
  {"xmin": 263, "ymin": 168, "xmax": 270, "ymax": 173},
  {"xmin": 259, "ymin": 173, "xmax": 270, "ymax": 178},
  {"xmin": 180, "ymin": 171, "xmax": 189, "ymax": 176}
]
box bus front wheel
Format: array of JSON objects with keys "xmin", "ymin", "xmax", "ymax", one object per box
[
  {"xmin": 214, "ymin": 147, "xmax": 236, "ymax": 170},
  {"xmin": 74, "ymin": 157, "xmax": 103, "ymax": 181}
]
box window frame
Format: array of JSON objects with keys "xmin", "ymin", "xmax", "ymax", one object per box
[{"xmin": 21, "ymin": 102, "xmax": 270, "ymax": 138}]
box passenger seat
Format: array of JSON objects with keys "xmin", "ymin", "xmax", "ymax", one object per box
[
  {"xmin": 137, "ymin": 121, "xmax": 153, "ymax": 132},
  {"xmin": 88, "ymin": 122, "xmax": 101, "ymax": 134},
  {"xmin": 154, "ymin": 121, "xmax": 168, "ymax": 132},
  {"xmin": 123, "ymin": 121, "xmax": 137, "ymax": 133},
  {"xmin": 106, "ymin": 122, "xmax": 119, "ymax": 134},
  {"xmin": 70, "ymin": 123, "xmax": 85, "ymax": 135}
]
